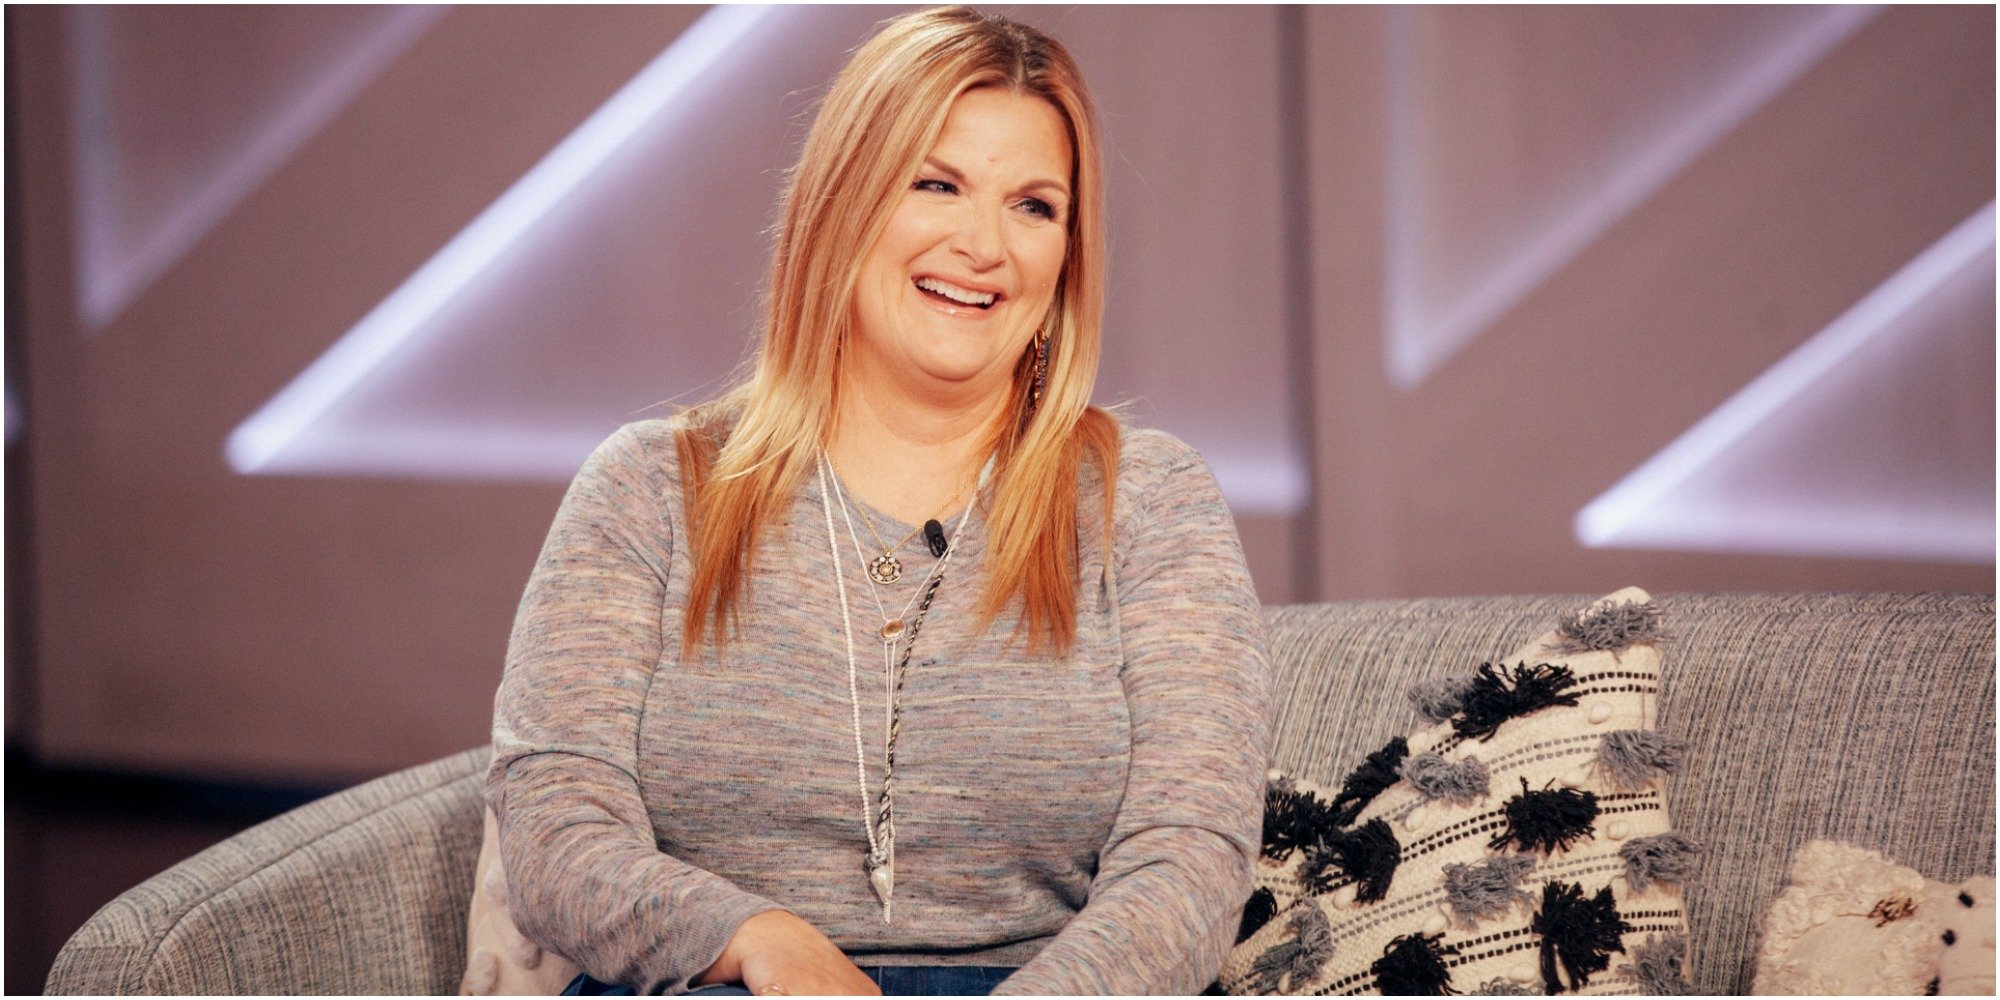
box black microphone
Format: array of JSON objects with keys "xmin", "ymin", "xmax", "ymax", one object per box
[{"xmin": 923, "ymin": 519, "xmax": 948, "ymax": 557}]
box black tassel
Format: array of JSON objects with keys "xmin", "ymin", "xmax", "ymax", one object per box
[
  {"xmin": 1532, "ymin": 880, "xmax": 1633, "ymax": 993},
  {"xmin": 1489, "ymin": 777, "xmax": 1599, "ymax": 855},
  {"xmin": 1299, "ymin": 817, "xmax": 1401, "ymax": 902},
  {"xmin": 1330, "ymin": 737, "xmax": 1409, "ymax": 826},
  {"xmin": 1372, "ymin": 932, "xmax": 1460, "ymax": 996},
  {"xmin": 1263, "ymin": 783, "xmax": 1339, "ymax": 861},
  {"xmin": 1453, "ymin": 662, "xmax": 1580, "ymax": 742},
  {"xmin": 1236, "ymin": 886, "xmax": 1279, "ymax": 944}
]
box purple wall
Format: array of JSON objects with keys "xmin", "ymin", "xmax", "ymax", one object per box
[{"xmin": 7, "ymin": 5, "xmax": 1991, "ymax": 784}]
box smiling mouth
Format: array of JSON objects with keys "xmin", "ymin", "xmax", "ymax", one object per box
[{"xmin": 914, "ymin": 276, "xmax": 1000, "ymax": 310}]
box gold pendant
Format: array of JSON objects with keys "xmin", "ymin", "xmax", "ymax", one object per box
[{"xmin": 869, "ymin": 554, "xmax": 902, "ymax": 584}]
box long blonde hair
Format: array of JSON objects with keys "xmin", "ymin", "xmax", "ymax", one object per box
[{"xmin": 678, "ymin": 6, "xmax": 1118, "ymax": 655}]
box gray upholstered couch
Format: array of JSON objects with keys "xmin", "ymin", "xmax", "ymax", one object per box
[{"xmin": 47, "ymin": 592, "xmax": 1996, "ymax": 995}]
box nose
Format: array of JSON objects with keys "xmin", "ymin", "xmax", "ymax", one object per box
[{"xmin": 951, "ymin": 201, "xmax": 1005, "ymax": 270}]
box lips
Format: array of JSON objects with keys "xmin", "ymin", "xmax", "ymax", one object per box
[{"xmin": 913, "ymin": 275, "xmax": 1000, "ymax": 310}]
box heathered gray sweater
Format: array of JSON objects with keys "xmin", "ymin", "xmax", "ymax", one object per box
[{"xmin": 488, "ymin": 418, "xmax": 1271, "ymax": 995}]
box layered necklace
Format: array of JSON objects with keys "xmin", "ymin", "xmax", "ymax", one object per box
[
  {"xmin": 845, "ymin": 476, "xmax": 972, "ymax": 585},
  {"xmin": 816, "ymin": 455, "xmax": 983, "ymax": 923}
]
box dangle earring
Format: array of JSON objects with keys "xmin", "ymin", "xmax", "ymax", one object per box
[{"xmin": 1030, "ymin": 334, "xmax": 1049, "ymax": 408}]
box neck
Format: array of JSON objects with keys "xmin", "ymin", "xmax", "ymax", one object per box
[{"xmin": 827, "ymin": 372, "xmax": 1010, "ymax": 526}]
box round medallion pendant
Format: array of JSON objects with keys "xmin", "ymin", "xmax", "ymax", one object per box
[
  {"xmin": 879, "ymin": 619, "xmax": 906, "ymax": 642},
  {"xmin": 868, "ymin": 554, "xmax": 903, "ymax": 584}
]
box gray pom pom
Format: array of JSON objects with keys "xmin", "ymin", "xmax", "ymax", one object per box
[
  {"xmin": 1400, "ymin": 752, "xmax": 1490, "ymax": 806},
  {"xmin": 1620, "ymin": 832, "xmax": 1702, "ymax": 892},
  {"xmin": 1407, "ymin": 675, "xmax": 1476, "ymax": 723},
  {"xmin": 1594, "ymin": 729, "xmax": 1688, "ymax": 791},
  {"xmin": 1442, "ymin": 854, "xmax": 1538, "ymax": 927},
  {"xmin": 1621, "ymin": 932, "xmax": 1696, "ymax": 994},
  {"xmin": 1246, "ymin": 903, "xmax": 1334, "ymax": 993},
  {"xmin": 1552, "ymin": 599, "xmax": 1667, "ymax": 654},
  {"xmin": 1473, "ymin": 977, "xmax": 1541, "ymax": 996}
]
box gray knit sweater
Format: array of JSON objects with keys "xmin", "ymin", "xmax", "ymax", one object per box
[{"xmin": 488, "ymin": 418, "xmax": 1271, "ymax": 995}]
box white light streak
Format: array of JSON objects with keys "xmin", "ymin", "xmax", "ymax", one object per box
[
  {"xmin": 72, "ymin": 6, "xmax": 443, "ymax": 330},
  {"xmin": 1576, "ymin": 202, "xmax": 1996, "ymax": 561},
  {"xmin": 1385, "ymin": 6, "xmax": 1879, "ymax": 388},
  {"xmin": 227, "ymin": 5, "xmax": 777, "ymax": 474}
]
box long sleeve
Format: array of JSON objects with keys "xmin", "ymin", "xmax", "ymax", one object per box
[
  {"xmin": 486, "ymin": 424, "xmax": 781, "ymax": 994},
  {"xmin": 993, "ymin": 444, "xmax": 1273, "ymax": 995}
]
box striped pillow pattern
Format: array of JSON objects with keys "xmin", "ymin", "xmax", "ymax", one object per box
[{"xmin": 1220, "ymin": 587, "xmax": 1698, "ymax": 996}]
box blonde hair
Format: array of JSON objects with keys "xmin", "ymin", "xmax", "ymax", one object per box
[{"xmin": 678, "ymin": 5, "xmax": 1118, "ymax": 654}]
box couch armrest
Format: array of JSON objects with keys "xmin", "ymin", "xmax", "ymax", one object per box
[{"xmin": 47, "ymin": 747, "xmax": 490, "ymax": 995}]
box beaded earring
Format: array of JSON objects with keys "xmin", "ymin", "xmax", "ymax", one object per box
[{"xmin": 1030, "ymin": 334, "xmax": 1049, "ymax": 408}]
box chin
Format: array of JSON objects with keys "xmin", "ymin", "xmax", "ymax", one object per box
[
  {"xmin": 907, "ymin": 352, "xmax": 1012, "ymax": 395},
  {"xmin": 914, "ymin": 365, "xmax": 999, "ymax": 393}
]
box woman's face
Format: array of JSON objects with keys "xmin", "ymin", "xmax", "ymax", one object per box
[{"xmin": 847, "ymin": 87, "xmax": 1073, "ymax": 408}]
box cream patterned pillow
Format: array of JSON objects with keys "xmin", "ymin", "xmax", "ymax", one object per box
[
  {"xmin": 1221, "ymin": 587, "xmax": 1698, "ymax": 996},
  {"xmin": 460, "ymin": 808, "xmax": 580, "ymax": 995}
]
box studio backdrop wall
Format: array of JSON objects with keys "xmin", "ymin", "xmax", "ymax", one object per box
[{"xmin": 7, "ymin": 5, "xmax": 1991, "ymax": 785}]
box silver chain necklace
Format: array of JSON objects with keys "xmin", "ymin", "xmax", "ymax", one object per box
[
  {"xmin": 826, "ymin": 469, "xmax": 934, "ymax": 647},
  {"xmin": 830, "ymin": 457, "xmax": 974, "ymax": 585},
  {"xmin": 816, "ymin": 455, "xmax": 980, "ymax": 923}
]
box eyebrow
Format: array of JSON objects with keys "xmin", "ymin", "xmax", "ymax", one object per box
[{"xmin": 923, "ymin": 156, "xmax": 1071, "ymax": 202}]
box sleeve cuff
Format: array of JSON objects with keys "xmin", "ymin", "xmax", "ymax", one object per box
[{"xmin": 656, "ymin": 878, "xmax": 785, "ymax": 994}]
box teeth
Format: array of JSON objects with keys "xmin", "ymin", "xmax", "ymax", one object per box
[{"xmin": 915, "ymin": 277, "xmax": 997, "ymax": 308}]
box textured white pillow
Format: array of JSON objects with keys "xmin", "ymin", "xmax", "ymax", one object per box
[
  {"xmin": 460, "ymin": 808, "xmax": 580, "ymax": 996},
  {"xmin": 1221, "ymin": 587, "xmax": 1697, "ymax": 996},
  {"xmin": 1753, "ymin": 840, "xmax": 1995, "ymax": 996}
]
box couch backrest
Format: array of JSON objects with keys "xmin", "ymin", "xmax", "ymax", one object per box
[
  {"xmin": 1263, "ymin": 591, "xmax": 1996, "ymax": 994},
  {"xmin": 54, "ymin": 593, "xmax": 1994, "ymax": 995}
]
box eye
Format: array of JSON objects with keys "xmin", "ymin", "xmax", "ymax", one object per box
[
  {"xmin": 914, "ymin": 178, "xmax": 958, "ymax": 195},
  {"xmin": 1018, "ymin": 197, "xmax": 1061, "ymax": 222}
]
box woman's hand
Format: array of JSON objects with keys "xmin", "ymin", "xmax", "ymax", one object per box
[{"xmin": 699, "ymin": 910, "xmax": 882, "ymax": 996}]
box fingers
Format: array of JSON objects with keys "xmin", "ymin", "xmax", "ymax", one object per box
[
  {"xmin": 731, "ymin": 910, "xmax": 883, "ymax": 996},
  {"xmin": 746, "ymin": 967, "xmax": 877, "ymax": 996}
]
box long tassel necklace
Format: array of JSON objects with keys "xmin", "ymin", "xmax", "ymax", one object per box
[{"xmin": 817, "ymin": 456, "xmax": 980, "ymax": 923}]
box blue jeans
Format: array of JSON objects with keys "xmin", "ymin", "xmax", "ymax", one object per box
[{"xmin": 562, "ymin": 965, "xmax": 1018, "ymax": 996}]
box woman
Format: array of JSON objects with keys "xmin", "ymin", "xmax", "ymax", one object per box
[{"xmin": 488, "ymin": 7, "xmax": 1271, "ymax": 995}]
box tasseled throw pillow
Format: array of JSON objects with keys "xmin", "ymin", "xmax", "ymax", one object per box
[{"xmin": 1220, "ymin": 587, "xmax": 1698, "ymax": 996}]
